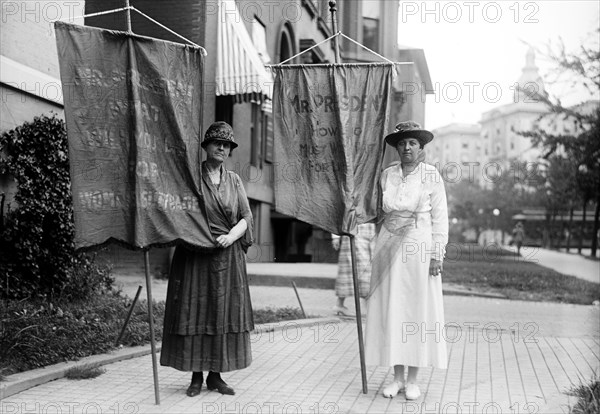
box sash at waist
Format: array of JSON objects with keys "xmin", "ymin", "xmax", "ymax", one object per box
[{"xmin": 383, "ymin": 210, "xmax": 431, "ymax": 235}]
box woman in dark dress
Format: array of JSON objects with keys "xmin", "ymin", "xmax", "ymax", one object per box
[{"xmin": 160, "ymin": 121, "xmax": 254, "ymax": 397}]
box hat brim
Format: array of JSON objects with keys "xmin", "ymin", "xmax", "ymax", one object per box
[
  {"xmin": 384, "ymin": 130, "xmax": 433, "ymax": 147},
  {"xmin": 201, "ymin": 138, "xmax": 238, "ymax": 149}
]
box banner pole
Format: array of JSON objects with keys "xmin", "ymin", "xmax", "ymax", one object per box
[
  {"xmin": 348, "ymin": 235, "xmax": 368, "ymax": 394},
  {"xmin": 124, "ymin": 0, "xmax": 132, "ymax": 32},
  {"xmin": 144, "ymin": 250, "xmax": 161, "ymax": 405},
  {"xmin": 329, "ymin": 1, "xmax": 341, "ymax": 63},
  {"xmin": 330, "ymin": 0, "xmax": 367, "ymax": 395}
]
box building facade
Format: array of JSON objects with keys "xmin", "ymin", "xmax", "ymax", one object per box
[{"xmin": 428, "ymin": 123, "xmax": 482, "ymax": 186}]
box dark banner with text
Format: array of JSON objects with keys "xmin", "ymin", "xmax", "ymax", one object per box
[
  {"xmin": 272, "ymin": 64, "xmax": 395, "ymax": 235},
  {"xmin": 55, "ymin": 22, "xmax": 213, "ymax": 250}
]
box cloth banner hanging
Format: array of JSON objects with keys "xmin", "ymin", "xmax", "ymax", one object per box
[
  {"xmin": 272, "ymin": 64, "xmax": 396, "ymax": 235},
  {"xmin": 55, "ymin": 21, "xmax": 213, "ymax": 250}
]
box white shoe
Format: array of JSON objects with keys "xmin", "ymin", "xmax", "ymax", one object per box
[
  {"xmin": 382, "ymin": 380, "xmax": 404, "ymax": 398},
  {"xmin": 405, "ymin": 383, "xmax": 421, "ymax": 400}
]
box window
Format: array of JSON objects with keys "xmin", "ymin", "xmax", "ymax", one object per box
[
  {"xmin": 362, "ymin": 1, "xmax": 380, "ymax": 52},
  {"xmin": 279, "ymin": 30, "xmax": 293, "ymax": 63},
  {"xmin": 215, "ymin": 96, "xmax": 234, "ymax": 125},
  {"xmin": 250, "ymin": 101, "xmax": 263, "ymax": 167},
  {"xmin": 263, "ymin": 107, "xmax": 274, "ymax": 163},
  {"xmin": 250, "ymin": 100, "xmax": 274, "ymax": 167}
]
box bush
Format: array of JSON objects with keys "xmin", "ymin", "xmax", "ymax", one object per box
[
  {"xmin": 569, "ymin": 374, "xmax": 600, "ymax": 414},
  {"xmin": 0, "ymin": 294, "xmax": 164, "ymax": 376},
  {"xmin": 253, "ymin": 306, "xmax": 307, "ymax": 324},
  {"xmin": 0, "ymin": 113, "xmax": 111, "ymax": 299},
  {"xmin": 64, "ymin": 365, "xmax": 106, "ymax": 380}
]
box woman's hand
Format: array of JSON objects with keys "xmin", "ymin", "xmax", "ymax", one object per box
[
  {"xmin": 216, "ymin": 234, "xmax": 236, "ymax": 248},
  {"xmin": 332, "ymin": 237, "xmax": 340, "ymax": 251},
  {"xmin": 429, "ymin": 259, "xmax": 443, "ymax": 277}
]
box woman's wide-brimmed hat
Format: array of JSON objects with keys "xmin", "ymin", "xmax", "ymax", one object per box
[
  {"xmin": 384, "ymin": 121, "xmax": 434, "ymax": 147},
  {"xmin": 201, "ymin": 121, "xmax": 238, "ymax": 149}
]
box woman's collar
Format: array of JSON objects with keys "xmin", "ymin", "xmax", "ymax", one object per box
[{"xmin": 399, "ymin": 161, "xmax": 422, "ymax": 176}]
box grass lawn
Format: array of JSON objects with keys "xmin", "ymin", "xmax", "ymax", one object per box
[{"xmin": 443, "ymin": 244, "xmax": 600, "ymax": 305}]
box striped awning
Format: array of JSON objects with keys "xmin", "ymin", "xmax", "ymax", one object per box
[{"xmin": 216, "ymin": 0, "xmax": 273, "ymax": 102}]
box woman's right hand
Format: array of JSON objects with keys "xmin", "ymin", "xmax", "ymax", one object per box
[
  {"xmin": 429, "ymin": 259, "xmax": 443, "ymax": 277},
  {"xmin": 216, "ymin": 234, "xmax": 235, "ymax": 248}
]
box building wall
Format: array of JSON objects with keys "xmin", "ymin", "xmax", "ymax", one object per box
[{"xmin": 480, "ymin": 103, "xmax": 546, "ymax": 168}]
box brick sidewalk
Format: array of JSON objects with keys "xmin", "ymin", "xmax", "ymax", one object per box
[{"xmin": 3, "ymin": 315, "xmax": 598, "ymax": 414}]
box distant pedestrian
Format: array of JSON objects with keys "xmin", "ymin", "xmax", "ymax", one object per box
[
  {"xmin": 512, "ymin": 222, "xmax": 525, "ymax": 255},
  {"xmin": 331, "ymin": 223, "xmax": 375, "ymax": 316},
  {"xmin": 365, "ymin": 121, "xmax": 449, "ymax": 401},
  {"xmin": 160, "ymin": 122, "xmax": 254, "ymax": 397}
]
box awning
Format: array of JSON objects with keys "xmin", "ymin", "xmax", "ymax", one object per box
[{"xmin": 216, "ymin": 0, "xmax": 273, "ymax": 102}]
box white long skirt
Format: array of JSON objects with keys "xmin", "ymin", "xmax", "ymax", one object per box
[{"xmin": 364, "ymin": 224, "xmax": 448, "ymax": 369}]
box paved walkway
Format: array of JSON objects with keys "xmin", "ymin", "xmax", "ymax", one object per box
[
  {"xmin": 2, "ymin": 299, "xmax": 598, "ymax": 413},
  {"xmin": 2, "ymin": 249, "xmax": 599, "ymax": 413}
]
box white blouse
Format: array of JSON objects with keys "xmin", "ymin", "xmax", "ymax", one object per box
[{"xmin": 380, "ymin": 162, "xmax": 449, "ymax": 261}]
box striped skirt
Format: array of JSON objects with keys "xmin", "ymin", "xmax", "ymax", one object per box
[{"xmin": 335, "ymin": 224, "xmax": 375, "ymax": 298}]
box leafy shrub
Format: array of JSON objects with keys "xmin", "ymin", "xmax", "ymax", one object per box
[
  {"xmin": 253, "ymin": 306, "xmax": 307, "ymax": 324},
  {"xmin": 0, "ymin": 113, "xmax": 111, "ymax": 299},
  {"xmin": 0, "ymin": 294, "xmax": 165, "ymax": 375},
  {"xmin": 569, "ymin": 374, "xmax": 600, "ymax": 414}
]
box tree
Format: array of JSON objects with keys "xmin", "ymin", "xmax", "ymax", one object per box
[{"xmin": 517, "ymin": 30, "xmax": 600, "ymax": 257}]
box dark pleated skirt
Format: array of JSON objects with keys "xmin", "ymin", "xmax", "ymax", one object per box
[
  {"xmin": 160, "ymin": 243, "xmax": 253, "ymax": 372},
  {"xmin": 160, "ymin": 331, "xmax": 251, "ymax": 372}
]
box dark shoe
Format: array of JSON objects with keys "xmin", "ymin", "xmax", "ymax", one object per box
[
  {"xmin": 186, "ymin": 382, "xmax": 202, "ymax": 397},
  {"xmin": 206, "ymin": 374, "xmax": 235, "ymax": 395},
  {"xmin": 186, "ymin": 372, "xmax": 203, "ymax": 397}
]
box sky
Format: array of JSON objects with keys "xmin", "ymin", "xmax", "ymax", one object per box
[{"xmin": 396, "ymin": 0, "xmax": 600, "ymax": 130}]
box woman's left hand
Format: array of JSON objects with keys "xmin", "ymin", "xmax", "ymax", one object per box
[
  {"xmin": 216, "ymin": 234, "xmax": 236, "ymax": 248},
  {"xmin": 429, "ymin": 259, "xmax": 443, "ymax": 277}
]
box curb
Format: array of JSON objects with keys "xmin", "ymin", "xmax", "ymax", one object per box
[
  {"xmin": 0, "ymin": 317, "xmax": 340, "ymax": 400},
  {"xmin": 249, "ymin": 273, "xmax": 335, "ymax": 289}
]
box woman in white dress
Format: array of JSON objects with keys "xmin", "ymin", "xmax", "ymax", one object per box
[{"xmin": 365, "ymin": 121, "xmax": 449, "ymax": 400}]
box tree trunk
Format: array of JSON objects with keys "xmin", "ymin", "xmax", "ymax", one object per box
[
  {"xmin": 591, "ymin": 194, "xmax": 599, "ymax": 258},
  {"xmin": 558, "ymin": 211, "xmax": 567, "ymax": 250},
  {"xmin": 566, "ymin": 206, "xmax": 574, "ymax": 253},
  {"xmin": 578, "ymin": 200, "xmax": 588, "ymax": 255},
  {"xmin": 549, "ymin": 211, "xmax": 557, "ymax": 249}
]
